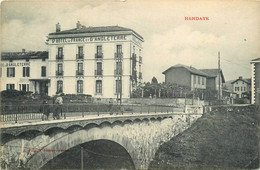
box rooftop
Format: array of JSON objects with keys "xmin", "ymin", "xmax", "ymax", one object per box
[
  {"xmin": 1, "ymin": 51, "xmax": 48, "ymax": 61},
  {"xmin": 49, "ymin": 24, "xmax": 144, "ymax": 40},
  {"xmin": 200, "ymin": 69, "xmax": 225, "ymax": 83},
  {"xmin": 162, "ymin": 64, "xmax": 208, "ymax": 77}
]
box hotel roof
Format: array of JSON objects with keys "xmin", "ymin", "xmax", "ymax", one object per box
[
  {"xmin": 49, "ymin": 25, "xmax": 144, "ymax": 40},
  {"xmin": 1, "ymin": 51, "xmax": 48, "ymax": 61}
]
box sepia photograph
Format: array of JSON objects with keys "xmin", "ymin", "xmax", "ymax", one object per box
[{"xmin": 0, "ymin": 0, "xmax": 259, "ymax": 169}]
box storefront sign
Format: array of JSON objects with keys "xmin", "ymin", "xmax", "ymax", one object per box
[
  {"xmin": 1, "ymin": 62, "xmax": 30, "ymax": 67},
  {"xmin": 49, "ymin": 35, "xmax": 128, "ymax": 44}
]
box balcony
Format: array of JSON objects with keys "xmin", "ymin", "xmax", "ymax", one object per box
[
  {"xmin": 114, "ymin": 69, "xmax": 123, "ymax": 77},
  {"xmin": 76, "ymin": 70, "xmax": 84, "ymax": 76},
  {"xmin": 95, "ymin": 70, "xmax": 103, "ymax": 77},
  {"xmin": 114, "ymin": 52, "xmax": 123, "ymax": 59},
  {"xmin": 139, "ymin": 72, "xmax": 142, "ymax": 79},
  {"xmin": 56, "ymin": 71, "xmax": 64, "ymax": 77},
  {"xmin": 139, "ymin": 56, "xmax": 142, "ymax": 63},
  {"xmin": 56, "ymin": 54, "xmax": 64, "ymax": 60},
  {"xmin": 76, "ymin": 54, "xmax": 84, "ymax": 60},
  {"xmin": 95, "ymin": 53, "xmax": 103, "ymax": 60}
]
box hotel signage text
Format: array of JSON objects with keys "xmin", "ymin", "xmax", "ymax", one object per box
[
  {"xmin": 49, "ymin": 35, "xmax": 128, "ymax": 44},
  {"xmin": 1, "ymin": 62, "xmax": 30, "ymax": 67}
]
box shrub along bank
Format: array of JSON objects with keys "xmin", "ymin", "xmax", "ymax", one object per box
[{"xmin": 149, "ymin": 105, "xmax": 259, "ymax": 169}]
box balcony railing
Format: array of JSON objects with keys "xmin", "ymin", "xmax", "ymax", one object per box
[
  {"xmin": 114, "ymin": 69, "xmax": 123, "ymax": 76},
  {"xmin": 139, "ymin": 56, "xmax": 142, "ymax": 63},
  {"xmin": 95, "ymin": 53, "xmax": 103, "ymax": 59},
  {"xmin": 56, "ymin": 71, "xmax": 64, "ymax": 76},
  {"xmin": 95, "ymin": 70, "xmax": 103, "ymax": 77},
  {"xmin": 114, "ymin": 52, "xmax": 123, "ymax": 59},
  {"xmin": 56, "ymin": 54, "xmax": 64, "ymax": 60},
  {"xmin": 139, "ymin": 72, "xmax": 142, "ymax": 79},
  {"xmin": 76, "ymin": 70, "xmax": 84, "ymax": 76},
  {"xmin": 76, "ymin": 54, "xmax": 84, "ymax": 60}
]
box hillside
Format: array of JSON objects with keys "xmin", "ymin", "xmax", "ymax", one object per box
[{"xmin": 149, "ymin": 105, "xmax": 259, "ymax": 169}]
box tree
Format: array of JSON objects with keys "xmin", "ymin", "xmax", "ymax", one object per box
[{"xmin": 151, "ymin": 76, "xmax": 158, "ymax": 84}]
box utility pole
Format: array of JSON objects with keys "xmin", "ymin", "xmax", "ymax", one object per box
[{"xmin": 218, "ymin": 51, "xmax": 221, "ymax": 103}]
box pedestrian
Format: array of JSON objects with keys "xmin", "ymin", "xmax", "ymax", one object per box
[
  {"xmin": 55, "ymin": 93, "xmax": 63, "ymax": 118},
  {"xmin": 40, "ymin": 100, "xmax": 51, "ymax": 121}
]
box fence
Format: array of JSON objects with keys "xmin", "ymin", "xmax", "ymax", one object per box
[{"xmin": 0, "ymin": 103, "xmax": 177, "ymax": 123}]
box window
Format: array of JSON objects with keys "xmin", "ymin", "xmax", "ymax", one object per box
[
  {"xmin": 57, "ymin": 64, "xmax": 63, "ymax": 75},
  {"xmin": 96, "ymin": 62, "xmax": 102, "ymax": 75},
  {"xmin": 23, "ymin": 67, "xmax": 30, "ymax": 77},
  {"xmin": 77, "ymin": 46, "xmax": 84, "ymax": 59},
  {"xmin": 198, "ymin": 76, "xmax": 200, "ymax": 84},
  {"xmin": 193, "ymin": 75, "xmax": 196, "ymax": 84},
  {"xmin": 41, "ymin": 66, "xmax": 46, "ymax": 77},
  {"xmin": 6, "ymin": 84, "xmax": 15, "ymax": 90},
  {"xmin": 97, "ymin": 45, "xmax": 102, "ymax": 53},
  {"xmin": 115, "ymin": 61, "xmax": 122, "ymax": 75},
  {"xmin": 77, "ymin": 80, "xmax": 83, "ymax": 93},
  {"xmin": 117, "ymin": 45, "xmax": 122, "ymax": 54},
  {"xmin": 57, "ymin": 47, "xmax": 63, "ymax": 59},
  {"xmin": 116, "ymin": 80, "xmax": 122, "ymax": 94},
  {"xmin": 19, "ymin": 84, "xmax": 29, "ymax": 92},
  {"xmin": 77, "ymin": 63, "xmax": 83, "ymax": 75},
  {"xmin": 244, "ymin": 87, "xmax": 246, "ymax": 91},
  {"xmin": 7, "ymin": 67, "xmax": 15, "ymax": 77},
  {"xmin": 0, "ymin": 68, "xmax": 2, "ymax": 77},
  {"xmin": 241, "ymin": 87, "xmax": 243, "ymax": 91},
  {"xmin": 202, "ymin": 77, "xmax": 205, "ymax": 85},
  {"xmin": 57, "ymin": 81, "xmax": 63, "ymax": 93},
  {"xmin": 96, "ymin": 80, "xmax": 102, "ymax": 94}
]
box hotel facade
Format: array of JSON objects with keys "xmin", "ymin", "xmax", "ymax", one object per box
[
  {"xmin": 0, "ymin": 22, "xmax": 144, "ymax": 99},
  {"xmin": 0, "ymin": 51, "xmax": 49, "ymax": 94},
  {"xmin": 251, "ymin": 58, "xmax": 260, "ymax": 104},
  {"xmin": 47, "ymin": 22, "xmax": 144, "ymax": 98}
]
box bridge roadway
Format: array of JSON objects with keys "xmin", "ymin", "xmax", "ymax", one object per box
[{"xmin": 0, "ymin": 111, "xmax": 186, "ymax": 136}]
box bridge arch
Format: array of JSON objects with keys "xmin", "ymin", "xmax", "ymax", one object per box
[{"xmin": 25, "ymin": 126, "xmax": 137, "ymax": 170}]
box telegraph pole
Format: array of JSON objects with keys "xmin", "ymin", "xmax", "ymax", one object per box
[{"xmin": 218, "ymin": 51, "xmax": 221, "ymax": 103}]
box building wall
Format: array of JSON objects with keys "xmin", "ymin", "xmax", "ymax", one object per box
[
  {"xmin": 0, "ymin": 59, "xmax": 48, "ymax": 92},
  {"xmin": 48, "ymin": 34, "xmax": 143, "ymax": 98},
  {"xmin": 164, "ymin": 68, "xmax": 191, "ymax": 87},
  {"xmin": 190, "ymin": 74, "xmax": 206, "ymax": 90},
  {"xmin": 252, "ymin": 63, "xmax": 260, "ymax": 104}
]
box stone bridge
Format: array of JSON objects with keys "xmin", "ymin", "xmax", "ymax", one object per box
[{"xmin": 0, "ymin": 112, "xmax": 202, "ymax": 169}]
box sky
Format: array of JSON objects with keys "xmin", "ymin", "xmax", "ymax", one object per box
[{"xmin": 1, "ymin": 0, "xmax": 260, "ymax": 82}]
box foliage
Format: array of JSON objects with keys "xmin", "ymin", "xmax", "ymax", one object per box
[
  {"xmin": 131, "ymin": 81, "xmax": 219, "ymax": 100},
  {"xmin": 151, "ymin": 76, "xmax": 158, "ymax": 84},
  {"xmin": 1, "ymin": 90, "xmax": 33, "ymax": 99}
]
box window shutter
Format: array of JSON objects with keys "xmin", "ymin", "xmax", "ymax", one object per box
[
  {"xmin": 23, "ymin": 67, "xmax": 25, "ymax": 77},
  {"xmin": 27, "ymin": 67, "xmax": 30, "ymax": 77},
  {"xmin": 7, "ymin": 68, "xmax": 9, "ymax": 77},
  {"xmin": 13, "ymin": 68, "xmax": 15, "ymax": 77}
]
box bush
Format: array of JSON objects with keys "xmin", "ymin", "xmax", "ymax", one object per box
[{"xmin": 1, "ymin": 90, "xmax": 32, "ymax": 98}]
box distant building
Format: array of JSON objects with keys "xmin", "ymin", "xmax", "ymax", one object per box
[
  {"xmin": 199, "ymin": 69, "xmax": 225, "ymax": 99},
  {"xmin": 251, "ymin": 58, "xmax": 260, "ymax": 104},
  {"xmin": 0, "ymin": 51, "xmax": 49, "ymax": 94},
  {"xmin": 47, "ymin": 22, "xmax": 144, "ymax": 98},
  {"xmin": 162, "ymin": 64, "xmax": 208, "ymax": 90},
  {"xmin": 231, "ymin": 76, "xmax": 251, "ymax": 98}
]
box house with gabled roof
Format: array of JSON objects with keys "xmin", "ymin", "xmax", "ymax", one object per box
[
  {"xmin": 231, "ymin": 76, "xmax": 251, "ymax": 98},
  {"xmin": 162, "ymin": 64, "xmax": 208, "ymax": 91},
  {"xmin": 199, "ymin": 69, "xmax": 225, "ymax": 99}
]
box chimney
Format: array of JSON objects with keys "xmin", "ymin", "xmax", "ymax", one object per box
[
  {"xmin": 76, "ymin": 21, "xmax": 81, "ymax": 29},
  {"xmin": 239, "ymin": 76, "xmax": 243, "ymax": 79},
  {"xmin": 22, "ymin": 49, "xmax": 26, "ymax": 53},
  {"xmin": 56, "ymin": 22, "xmax": 61, "ymax": 32}
]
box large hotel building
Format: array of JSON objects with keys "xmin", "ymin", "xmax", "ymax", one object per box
[{"xmin": 0, "ymin": 22, "xmax": 144, "ymax": 99}]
